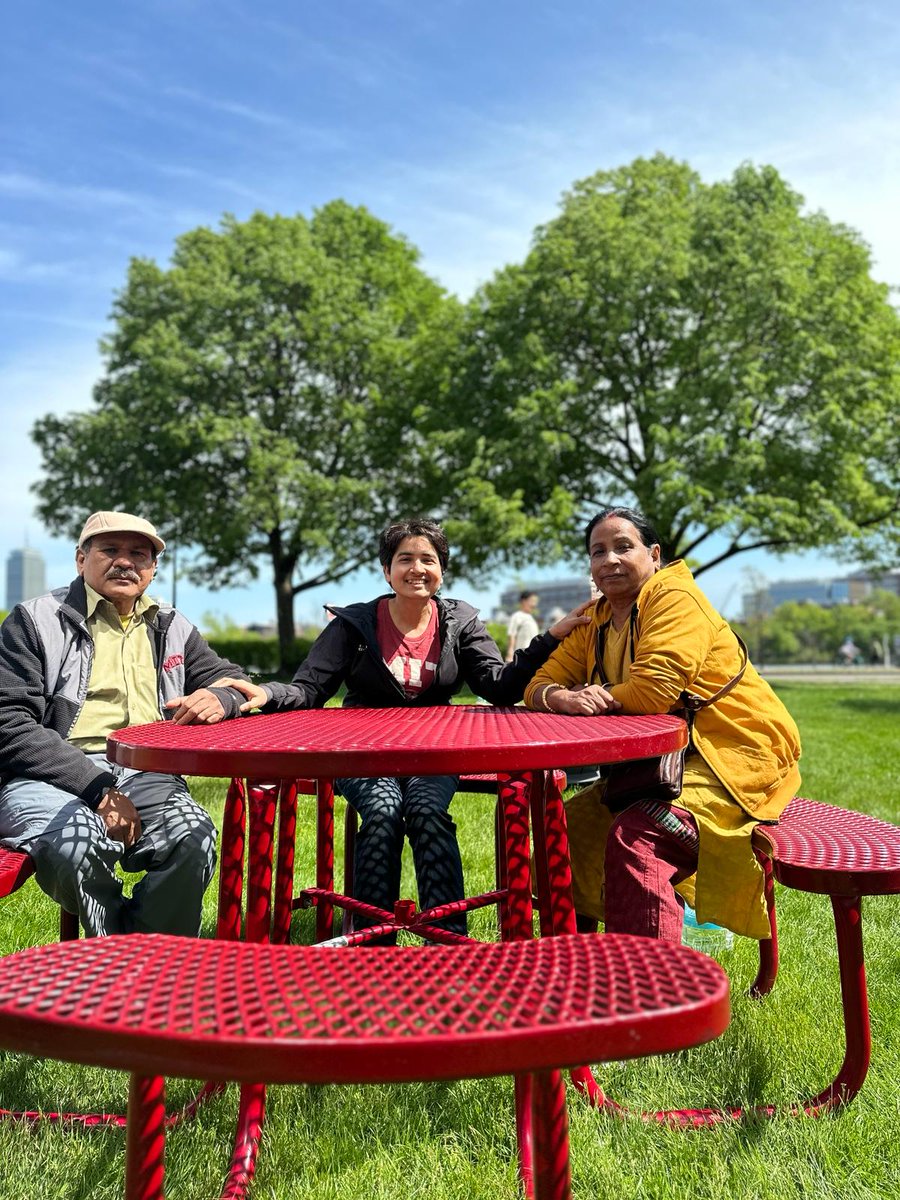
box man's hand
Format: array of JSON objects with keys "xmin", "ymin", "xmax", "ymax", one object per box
[
  {"xmin": 97, "ymin": 787, "xmax": 141, "ymax": 846},
  {"xmin": 210, "ymin": 676, "xmax": 269, "ymax": 714},
  {"xmin": 550, "ymin": 683, "xmax": 621, "ymax": 716},
  {"xmin": 165, "ymin": 688, "xmax": 227, "ymax": 724}
]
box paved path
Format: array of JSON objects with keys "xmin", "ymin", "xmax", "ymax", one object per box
[{"xmin": 759, "ymin": 666, "xmax": 900, "ymax": 685}]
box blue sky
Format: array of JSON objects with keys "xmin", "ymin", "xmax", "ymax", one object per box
[{"xmin": 2, "ymin": 0, "xmax": 898, "ymax": 627}]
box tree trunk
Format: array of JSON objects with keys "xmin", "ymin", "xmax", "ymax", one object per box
[{"xmin": 274, "ymin": 563, "xmax": 297, "ymax": 677}]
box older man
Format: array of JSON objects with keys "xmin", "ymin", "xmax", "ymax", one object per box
[{"xmin": 0, "ymin": 511, "xmax": 250, "ymax": 937}]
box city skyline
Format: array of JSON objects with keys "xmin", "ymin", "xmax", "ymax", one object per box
[{"xmin": 5, "ymin": 545, "xmax": 46, "ymax": 609}]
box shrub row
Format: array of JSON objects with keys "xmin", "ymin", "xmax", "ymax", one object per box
[
  {"xmin": 205, "ymin": 635, "xmax": 316, "ymax": 677},
  {"xmin": 208, "ymin": 623, "xmax": 511, "ymax": 678}
]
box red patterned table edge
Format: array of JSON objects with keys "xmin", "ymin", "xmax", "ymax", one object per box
[{"xmin": 107, "ymin": 706, "xmax": 688, "ymax": 778}]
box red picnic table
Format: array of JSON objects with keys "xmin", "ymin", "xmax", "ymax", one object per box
[
  {"xmin": 108, "ymin": 705, "xmax": 688, "ymax": 947},
  {"xmin": 105, "ymin": 705, "xmax": 688, "ymax": 1193}
]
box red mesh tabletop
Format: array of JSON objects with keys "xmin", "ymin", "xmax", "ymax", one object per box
[
  {"xmin": 753, "ymin": 798, "xmax": 900, "ymax": 896},
  {"xmin": 0, "ymin": 933, "xmax": 728, "ymax": 1085},
  {"xmin": 108, "ymin": 707, "xmax": 687, "ymax": 779}
]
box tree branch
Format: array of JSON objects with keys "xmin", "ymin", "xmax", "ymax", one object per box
[
  {"xmin": 293, "ymin": 556, "xmax": 370, "ymax": 596},
  {"xmin": 693, "ymin": 537, "xmax": 793, "ymax": 575}
]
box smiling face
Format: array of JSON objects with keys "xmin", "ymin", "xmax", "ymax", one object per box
[
  {"xmin": 76, "ymin": 533, "xmax": 157, "ymax": 615},
  {"xmin": 588, "ymin": 516, "xmax": 660, "ymax": 609},
  {"xmin": 383, "ymin": 535, "xmax": 443, "ymax": 601}
]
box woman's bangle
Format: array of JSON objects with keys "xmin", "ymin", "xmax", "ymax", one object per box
[{"xmin": 536, "ymin": 683, "xmax": 562, "ymax": 711}]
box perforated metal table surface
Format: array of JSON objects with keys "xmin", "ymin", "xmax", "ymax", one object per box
[
  {"xmin": 107, "ymin": 705, "xmax": 688, "ymax": 780},
  {"xmin": 0, "ymin": 932, "xmax": 730, "ymax": 1200}
]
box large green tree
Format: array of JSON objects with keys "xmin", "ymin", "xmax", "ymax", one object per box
[
  {"xmin": 33, "ymin": 202, "xmax": 460, "ymax": 668},
  {"xmin": 445, "ymin": 154, "xmax": 900, "ymax": 573}
]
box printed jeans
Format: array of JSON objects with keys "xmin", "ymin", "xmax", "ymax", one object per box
[
  {"xmin": 0, "ymin": 753, "xmax": 217, "ymax": 937},
  {"xmin": 336, "ymin": 774, "xmax": 464, "ymax": 939}
]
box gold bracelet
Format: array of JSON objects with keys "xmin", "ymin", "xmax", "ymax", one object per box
[{"xmin": 538, "ymin": 683, "xmax": 561, "ymax": 711}]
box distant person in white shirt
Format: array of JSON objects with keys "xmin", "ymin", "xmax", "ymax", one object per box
[{"xmin": 505, "ymin": 591, "xmax": 540, "ymax": 661}]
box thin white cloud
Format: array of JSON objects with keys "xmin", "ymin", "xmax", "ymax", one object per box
[
  {"xmin": 152, "ymin": 163, "xmax": 267, "ymax": 204},
  {"xmin": 164, "ymin": 85, "xmax": 294, "ymax": 130},
  {"xmin": 254, "ymin": 16, "xmax": 406, "ymax": 90},
  {"xmin": 0, "ymin": 249, "xmax": 83, "ymax": 283},
  {"xmin": 162, "ymin": 85, "xmax": 347, "ymax": 151},
  {"xmin": 0, "ymin": 171, "xmax": 150, "ymax": 212},
  {"xmin": 0, "ymin": 308, "xmax": 107, "ymax": 333}
]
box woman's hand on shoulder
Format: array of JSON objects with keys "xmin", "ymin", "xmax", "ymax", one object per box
[
  {"xmin": 550, "ymin": 683, "xmax": 621, "ymax": 716},
  {"xmin": 548, "ymin": 599, "xmax": 595, "ymax": 641},
  {"xmin": 210, "ymin": 676, "xmax": 270, "ymax": 714}
]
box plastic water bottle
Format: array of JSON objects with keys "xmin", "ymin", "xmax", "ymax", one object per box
[{"xmin": 681, "ymin": 904, "xmax": 734, "ymax": 955}]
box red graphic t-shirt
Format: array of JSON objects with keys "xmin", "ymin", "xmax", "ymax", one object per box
[{"xmin": 376, "ymin": 597, "xmax": 441, "ymax": 698}]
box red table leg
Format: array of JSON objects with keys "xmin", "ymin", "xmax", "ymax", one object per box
[
  {"xmin": 218, "ymin": 782, "xmax": 277, "ymax": 1196},
  {"xmin": 217, "ymin": 777, "xmax": 247, "ymax": 942},
  {"xmin": 273, "ymin": 781, "xmax": 298, "ymax": 945},
  {"xmin": 315, "ymin": 779, "xmax": 336, "ymax": 942},
  {"xmin": 516, "ymin": 1068, "xmax": 572, "ymax": 1200},
  {"xmin": 246, "ymin": 782, "xmax": 277, "ymax": 944},
  {"xmin": 529, "ymin": 1070, "xmax": 572, "ymax": 1200},
  {"xmin": 497, "ymin": 776, "xmax": 533, "ymax": 942},
  {"xmin": 514, "ymin": 1073, "xmax": 534, "ymax": 1198},
  {"xmin": 125, "ymin": 1073, "xmax": 166, "ymax": 1200},
  {"xmin": 220, "ymin": 1083, "xmax": 267, "ymax": 1200},
  {"xmin": 529, "ymin": 770, "xmax": 577, "ymax": 939}
]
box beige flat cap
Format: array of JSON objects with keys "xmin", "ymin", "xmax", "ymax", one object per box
[{"xmin": 77, "ymin": 511, "xmax": 166, "ymax": 555}]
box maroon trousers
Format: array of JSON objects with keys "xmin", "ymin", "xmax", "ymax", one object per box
[{"xmin": 602, "ymin": 802, "xmax": 700, "ymax": 943}]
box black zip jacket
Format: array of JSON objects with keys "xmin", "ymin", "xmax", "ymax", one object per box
[{"xmin": 260, "ymin": 595, "xmax": 561, "ymax": 711}]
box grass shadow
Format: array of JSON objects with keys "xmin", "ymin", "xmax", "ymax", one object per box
[{"xmin": 837, "ymin": 694, "xmax": 900, "ymax": 715}]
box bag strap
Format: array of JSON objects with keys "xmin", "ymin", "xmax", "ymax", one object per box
[
  {"xmin": 593, "ymin": 609, "xmax": 749, "ymax": 715},
  {"xmin": 681, "ymin": 636, "xmax": 749, "ymax": 713}
]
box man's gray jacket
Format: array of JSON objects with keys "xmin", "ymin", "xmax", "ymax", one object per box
[{"xmin": 0, "ymin": 576, "xmax": 249, "ymax": 808}]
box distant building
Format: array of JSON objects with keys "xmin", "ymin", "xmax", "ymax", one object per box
[
  {"xmin": 5, "ymin": 547, "xmax": 46, "ymax": 608},
  {"xmin": 497, "ymin": 577, "xmax": 593, "ymax": 627},
  {"xmin": 743, "ymin": 568, "xmax": 900, "ymax": 618},
  {"xmin": 846, "ymin": 568, "xmax": 900, "ymax": 603}
]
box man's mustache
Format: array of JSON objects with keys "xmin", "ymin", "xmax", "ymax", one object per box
[{"xmin": 105, "ymin": 567, "xmax": 142, "ymax": 584}]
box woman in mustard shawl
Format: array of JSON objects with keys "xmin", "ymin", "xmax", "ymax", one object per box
[{"xmin": 524, "ymin": 507, "xmax": 801, "ymax": 943}]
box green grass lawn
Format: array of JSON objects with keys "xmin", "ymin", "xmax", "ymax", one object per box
[{"xmin": 1, "ymin": 685, "xmax": 899, "ymax": 1199}]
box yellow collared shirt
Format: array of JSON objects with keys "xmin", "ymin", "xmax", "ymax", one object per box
[{"xmin": 68, "ymin": 583, "xmax": 162, "ymax": 751}]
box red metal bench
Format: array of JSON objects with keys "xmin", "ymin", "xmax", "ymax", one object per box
[
  {"xmin": 573, "ymin": 796, "xmax": 900, "ymax": 1123},
  {"xmin": 0, "ymin": 931, "xmax": 729, "ymax": 1200},
  {"xmin": 0, "ymin": 846, "xmax": 79, "ymax": 941},
  {"xmin": 0, "ymin": 848, "xmax": 221, "ymax": 1129},
  {"xmin": 748, "ymin": 797, "xmax": 900, "ymax": 1109}
]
